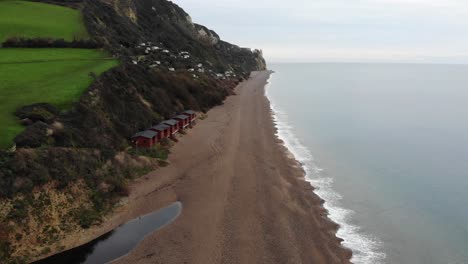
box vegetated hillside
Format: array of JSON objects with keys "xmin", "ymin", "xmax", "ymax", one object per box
[
  {"xmin": 82, "ymin": 0, "xmax": 266, "ymax": 73},
  {"xmin": 0, "ymin": 48, "xmax": 118, "ymax": 148},
  {"xmin": 9, "ymin": 0, "xmax": 266, "ymax": 151},
  {"xmin": 0, "ymin": 0, "xmax": 88, "ymax": 42},
  {"xmin": 0, "ymin": 0, "xmax": 266, "ymax": 262}
]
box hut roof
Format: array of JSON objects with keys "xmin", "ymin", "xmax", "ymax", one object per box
[
  {"xmin": 150, "ymin": 124, "xmax": 170, "ymax": 131},
  {"xmin": 163, "ymin": 119, "xmax": 178, "ymax": 126},
  {"xmin": 174, "ymin": 114, "xmax": 189, "ymax": 120},
  {"xmin": 132, "ymin": 130, "xmax": 157, "ymax": 139},
  {"xmin": 183, "ymin": 110, "xmax": 196, "ymax": 115}
]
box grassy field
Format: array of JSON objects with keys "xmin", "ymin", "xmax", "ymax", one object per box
[
  {"xmin": 0, "ymin": 49, "xmax": 118, "ymax": 148},
  {"xmin": 0, "ymin": 0, "xmax": 88, "ymax": 42}
]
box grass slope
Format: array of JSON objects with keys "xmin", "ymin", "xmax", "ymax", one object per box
[
  {"xmin": 0, "ymin": 49, "xmax": 118, "ymax": 148},
  {"xmin": 0, "ymin": 0, "xmax": 88, "ymax": 42}
]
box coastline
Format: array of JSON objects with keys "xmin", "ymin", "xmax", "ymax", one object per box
[
  {"xmin": 264, "ymin": 73, "xmax": 386, "ymax": 264},
  {"xmin": 36, "ymin": 71, "xmax": 351, "ymax": 263}
]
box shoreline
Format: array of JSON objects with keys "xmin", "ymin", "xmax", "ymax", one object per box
[{"xmin": 36, "ymin": 71, "xmax": 351, "ymax": 263}]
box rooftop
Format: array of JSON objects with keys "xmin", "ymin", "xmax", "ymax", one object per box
[
  {"xmin": 174, "ymin": 114, "xmax": 190, "ymax": 120},
  {"xmin": 183, "ymin": 110, "xmax": 196, "ymax": 115},
  {"xmin": 132, "ymin": 130, "xmax": 158, "ymax": 139},
  {"xmin": 163, "ymin": 119, "xmax": 178, "ymax": 125},
  {"xmin": 150, "ymin": 124, "xmax": 170, "ymax": 131}
]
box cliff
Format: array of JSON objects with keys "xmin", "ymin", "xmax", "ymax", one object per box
[{"xmin": 0, "ymin": 0, "xmax": 266, "ymax": 262}]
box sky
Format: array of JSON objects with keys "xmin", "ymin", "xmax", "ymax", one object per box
[{"xmin": 173, "ymin": 0, "xmax": 468, "ymax": 63}]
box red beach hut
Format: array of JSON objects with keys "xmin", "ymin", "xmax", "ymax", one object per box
[
  {"xmin": 131, "ymin": 130, "xmax": 158, "ymax": 147},
  {"xmin": 173, "ymin": 114, "xmax": 190, "ymax": 129},
  {"xmin": 163, "ymin": 119, "xmax": 179, "ymax": 135},
  {"xmin": 149, "ymin": 124, "xmax": 171, "ymax": 140},
  {"xmin": 182, "ymin": 110, "xmax": 197, "ymax": 124}
]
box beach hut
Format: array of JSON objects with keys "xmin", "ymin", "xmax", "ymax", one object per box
[
  {"xmin": 149, "ymin": 124, "xmax": 171, "ymax": 140},
  {"xmin": 131, "ymin": 130, "xmax": 158, "ymax": 148},
  {"xmin": 173, "ymin": 114, "xmax": 190, "ymax": 129},
  {"xmin": 182, "ymin": 110, "xmax": 197, "ymax": 123},
  {"xmin": 163, "ymin": 119, "xmax": 179, "ymax": 134}
]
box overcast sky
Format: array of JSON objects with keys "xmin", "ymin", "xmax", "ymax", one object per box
[{"xmin": 173, "ymin": 0, "xmax": 468, "ymax": 63}]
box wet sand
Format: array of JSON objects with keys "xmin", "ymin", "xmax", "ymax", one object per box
[{"xmin": 108, "ymin": 71, "xmax": 351, "ymax": 263}]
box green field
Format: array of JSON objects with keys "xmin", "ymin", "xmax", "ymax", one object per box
[
  {"xmin": 0, "ymin": 0, "xmax": 88, "ymax": 42},
  {"xmin": 0, "ymin": 49, "xmax": 118, "ymax": 148}
]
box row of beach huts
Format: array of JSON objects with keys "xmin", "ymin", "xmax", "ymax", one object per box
[{"xmin": 131, "ymin": 110, "xmax": 197, "ymax": 148}]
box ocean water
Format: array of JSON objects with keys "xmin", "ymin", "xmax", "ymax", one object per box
[{"xmin": 265, "ymin": 63, "xmax": 468, "ymax": 264}]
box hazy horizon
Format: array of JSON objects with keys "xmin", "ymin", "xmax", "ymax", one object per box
[{"xmin": 173, "ymin": 0, "xmax": 468, "ymax": 64}]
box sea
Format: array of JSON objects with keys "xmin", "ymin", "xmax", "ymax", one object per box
[{"xmin": 265, "ymin": 63, "xmax": 468, "ymax": 264}]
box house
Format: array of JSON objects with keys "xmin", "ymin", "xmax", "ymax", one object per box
[
  {"xmin": 173, "ymin": 114, "xmax": 190, "ymax": 129},
  {"xmin": 131, "ymin": 130, "xmax": 158, "ymax": 148},
  {"xmin": 168, "ymin": 68, "xmax": 175, "ymax": 72},
  {"xmin": 149, "ymin": 124, "xmax": 171, "ymax": 140},
  {"xmin": 163, "ymin": 119, "xmax": 179, "ymax": 135},
  {"xmin": 182, "ymin": 110, "xmax": 197, "ymax": 124}
]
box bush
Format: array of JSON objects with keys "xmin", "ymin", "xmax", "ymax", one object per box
[
  {"xmin": 7, "ymin": 198, "xmax": 29, "ymax": 221},
  {"xmin": 129, "ymin": 145, "xmax": 169, "ymax": 160},
  {"xmin": 0, "ymin": 241, "xmax": 11, "ymax": 261},
  {"xmin": 75, "ymin": 207, "xmax": 101, "ymax": 229},
  {"xmin": 15, "ymin": 103, "xmax": 59, "ymax": 124},
  {"xmin": 2, "ymin": 37, "xmax": 102, "ymax": 49}
]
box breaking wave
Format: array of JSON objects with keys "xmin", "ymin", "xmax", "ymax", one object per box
[{"xmin": 264, "ymin": 74, "xmax": 386, "ymax": 264}]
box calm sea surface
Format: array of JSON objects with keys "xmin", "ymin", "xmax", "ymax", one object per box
[{"xmin": 266, "ymin": 63, "xmax": 468, "ymax": 264}]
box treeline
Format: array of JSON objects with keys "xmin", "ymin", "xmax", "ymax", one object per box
[{"xmin": 2, "ymin": 37, "xmax": 102, "ymax": 49}]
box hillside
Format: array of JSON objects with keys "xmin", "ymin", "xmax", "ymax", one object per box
[
  {"xmin": 0, "ymin": 48, "xmax": 118, "ymax": 148},
  {"xmin": 0, "ymin": 0, "xmax": 118, "ymax": 149},
  {"xmin": 0, "ymin": 0, "xmax": 266, "ymax": 262}
]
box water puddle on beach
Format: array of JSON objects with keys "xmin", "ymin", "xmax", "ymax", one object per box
[{"xmin": 34, "ymin": 202, "xmax": 182, "ymax": 264}]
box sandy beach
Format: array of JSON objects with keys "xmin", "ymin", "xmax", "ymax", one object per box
[{"xmin": 92, "ymin": 71, "xmax": 348, "ymax": 263}]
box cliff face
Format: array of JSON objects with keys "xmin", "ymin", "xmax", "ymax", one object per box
[
  {"xmin": 83, "ymin": 0, "xmax": 266, "ymax": 72},
  {"xmin": 40, "ymin": 0, "xmax": 266, "ymax": 150},
  {"xmin": 0, "ymin": 0, "xmax": 266, "ymax": 262},
  {"xmin": 12, "ymin": 0, "xmax": 266, "ymax": 150}
]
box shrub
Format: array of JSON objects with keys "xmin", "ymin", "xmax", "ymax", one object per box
[
  {"xmin": 75, "ymin": 207, "xmax": 101, "ymax": 229},
  {"xmin": 7, "ymin": 198, "xmax": 29, "ymax": 221},
  {"xmin": 2, "ymin": 37, "xmax": 102, "ymax": 49},
  {"xmin": 0, "ymin": 241, "xmax": 11, "ymax": 261},
  {"xmin": 129, "ymin": 145, "xmax": 169, "ymax": 160}
]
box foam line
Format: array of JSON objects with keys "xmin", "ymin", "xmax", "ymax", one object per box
[{"xmin": 264, "ymin": 74, "xmax": 386, "ymax": 264}]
